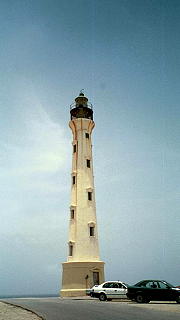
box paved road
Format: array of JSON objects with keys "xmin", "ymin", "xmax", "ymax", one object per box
[{"xmin": 2, "ymin": 298, "xmax": 180, "ymax": 320}]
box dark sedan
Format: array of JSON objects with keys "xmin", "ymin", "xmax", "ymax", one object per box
[{"xmin": 126, "ymin": 280, "xmax": 180, "ymax": 303}]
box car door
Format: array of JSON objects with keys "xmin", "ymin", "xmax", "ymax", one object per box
[
  {"xmin": 157, "ymin": 281, "xmax": 173, "ymax": 301},
  {"xmin": 109, "ymin": 283, "xmax": 121, "ymax": 298},
  {"xmin": 102, "ymin": 282, "xmax": 115, "ymax": 298},
  {"xmin": 145, "ymin": 281, "xmax": 160, "ymax": 300},
  {"xmin": 115, "ymin": 283, "xmax": 127, "ymax": 298},
  {"xmin": 104, "ymin": 283, "xmax": 127, "ymax": 299}
]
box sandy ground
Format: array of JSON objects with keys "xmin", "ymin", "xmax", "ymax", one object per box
[{"xmin": 0, "ymin": 302, "xmax": 42, "ymax": 320}]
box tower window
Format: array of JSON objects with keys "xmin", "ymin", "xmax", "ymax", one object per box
[
  {"xmin": 72, "ymin": 176, "xmax": 76, "ymax": 185},
  {"xmin": 73, "ymin": 144, "xmax": 76, "ymax": 153},
  {"xmin": 90, "ymin": 226, "xmax": 95, "ymax": 236},
  {"xmin": 69, "ymin": 245, "xmax": 73, "ymax": 256},
  {"xmin": 71, "ymin": 209, "xmax": 75, "ymax": 219},
  {"xmin": 86, "ymin": 159, "xmax": 90, "ymax": 168},
  {"xmin": 85, "ymin": 133, "xmax": 89, "ymax": 139},
  {"xmin": 88, "ymin": 191, "xmax": 92, "ymax": 201}
]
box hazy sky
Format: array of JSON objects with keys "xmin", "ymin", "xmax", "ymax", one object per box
[{"xmin": 0, "ymin": 0, "xmax": 179, "ymax": 296}]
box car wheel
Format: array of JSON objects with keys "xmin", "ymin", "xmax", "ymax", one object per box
[
  {"xmin": 176, "ymin": 296, "xmax": 180, "ymax": 304},
  {"xmin": 135, "ymin": 294, "xmax": 145, "ymax": 303},
  {"xmin": 144, "ymin": 298, "xmax": 150, "ymax": 303},
  {"xmin": 90, "ymin": 292, "xmax": 94, "ymax": 297},
  {"xmin": 99, "ymin": 293, "xmax": 107, "ymax": 301}
]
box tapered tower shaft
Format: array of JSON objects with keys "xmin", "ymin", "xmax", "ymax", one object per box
[
  {"xmin": 69, "ymin": 117, "xmax": 100, "ymax": 261},
  {"xmin": 61, "ymin": 92, "xmax": 104, "ymax": 297}
]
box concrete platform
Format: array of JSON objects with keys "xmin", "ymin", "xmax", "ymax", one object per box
[{"xmin": 0, "ymin": 302, "xmax": 43, "ymax": 320}]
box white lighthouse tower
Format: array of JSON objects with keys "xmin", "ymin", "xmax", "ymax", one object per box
[{"xmin": 60, "ymin": 92, "xmax": 105, "ymax": 297}]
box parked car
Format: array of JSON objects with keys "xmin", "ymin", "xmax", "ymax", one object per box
[
  {"xmin": 126, "ymin": 280, "xmax": 180, "ymax": 303},
  {"xmin": 90, "ymin": 281, "xmax": 128, "ymax": 301}
]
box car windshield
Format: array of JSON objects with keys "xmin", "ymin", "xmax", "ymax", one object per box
[{"xmin": 123, "ymin": 283, "xmax": 129, "ymax": 287}]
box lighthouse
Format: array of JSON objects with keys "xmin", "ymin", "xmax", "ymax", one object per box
[{"xmin": 60, "ymin": 92, "xmax": 105, "ymax": 297}]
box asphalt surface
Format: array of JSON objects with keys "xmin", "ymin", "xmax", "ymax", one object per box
[{"xmin": 2, "ymin": 298, "xmax": 180, "ymax": 320}]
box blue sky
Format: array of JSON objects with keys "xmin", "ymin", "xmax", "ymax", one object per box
[{"xmin": 0, "ymin": 0, "xmax": 179, "ymax": 295}]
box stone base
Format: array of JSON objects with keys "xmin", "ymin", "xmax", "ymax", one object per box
[
  {"xmin": 60, "ymin": 261, "xmax": 105, "ymax": 297},
  {"xmin": 60, "ymin": 289, "xmax": 87, "ymax": 297}
]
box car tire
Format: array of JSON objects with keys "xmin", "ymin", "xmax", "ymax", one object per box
[
  {"xmin": 90, "ymin": 292, "xmax": 94, "ymax": 297},
  {"xmin": 144, "ymin": 298, "xmax": 150, "ymax": 303},
  {"xmin": 176, "ymin": 296, "xmax": 180, "ymax": 304},
  {"xmin": 135, "ymin": 294, "xmax": 145, "ymax": 303},
  {"xmin": 99, "ymin": 293, "xmax": 107, "ymax": 301}
]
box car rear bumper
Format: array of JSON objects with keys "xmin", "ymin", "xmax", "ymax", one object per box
[{"xmin": 90, "ymin": 292, "xmax": 100, "ymax": 298}]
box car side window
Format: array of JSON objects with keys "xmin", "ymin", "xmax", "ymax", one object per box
[
  {"xmin": 146, "ymin": 281, "xmax": 158, "ymax": 288},
  {"xmin": 103, "ymin": 283, "xmax": 111, "ymax": 288},
  {"xmin": 102, "ymin": 282, "xmax": 126, "ymax": 289},
  {"xmin": 158, "ymin": 281, "xmax": 169, "ymax": 289},
  {"xmin": 139, "ymin": 282, "xmax": 147, "ymax": 287},
  {"xmin": 146, "ymin": 282, "xmax": 153, "ymax": 288}
]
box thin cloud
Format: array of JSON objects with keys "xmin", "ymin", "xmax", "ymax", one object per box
[
  {"xmin": 0, "ymin": 98, "xmax": 70, "ymax": 239},
  {"xmin": 1, "ymin": 104, "xmax": 70, "ymax": 176}
]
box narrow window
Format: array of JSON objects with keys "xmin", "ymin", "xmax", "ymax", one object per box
[
  {"xmin": 87, "ymin": 159, "xmax": 90, "ymax": 168},
  {"xmin": 88, "ymin": 191, "xmax": 92, "ymax": 201},
  {"xmin": 72, "ymin": 176, "xmax": 76, "ymax": 185},
  {"xmin": 73, "ymin": 144, "xmax": 76, "ymax": 153},
  {"xmin": 90, "ymin": 226, "xmax": 95, "ymax": 236},
  {"xmin": 71, "ymin": 209, "xmax": 74, "ymax": 219},
  {"xmin": 85, "ymin": 133, "xmax": 89, "ymax": 139},
  {"xmin": 69, "ymin": 245, "xmax": 73, "ymax": 256}
]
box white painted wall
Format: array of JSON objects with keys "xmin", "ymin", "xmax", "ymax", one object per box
[{"xmin": 68, "ymin": 118, "xmax": 100, "ymax": 262}]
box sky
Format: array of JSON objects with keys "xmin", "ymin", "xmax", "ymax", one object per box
[{"xmin": 0, "ymin": 0, "xmax": 179, "ymax": 296}]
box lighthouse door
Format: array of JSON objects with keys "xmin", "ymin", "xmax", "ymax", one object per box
[{"xmin": 93, "ymin": 272, "xmax": 99, "ymax": 285}]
